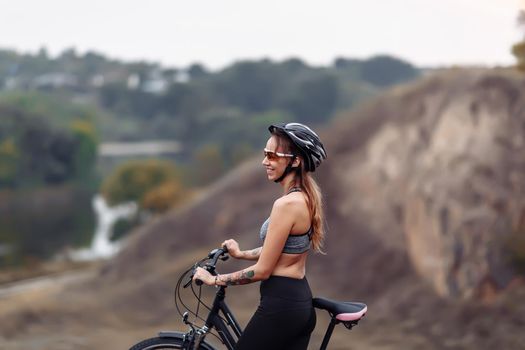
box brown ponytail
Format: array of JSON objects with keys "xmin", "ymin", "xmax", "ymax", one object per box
[{"xmin": 298, "ymin": 171, "xmax": 325, "ymax": 253}]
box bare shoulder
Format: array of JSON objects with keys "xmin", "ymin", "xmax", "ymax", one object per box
[{"xmin": 273, "ymin": 193, "xmax": 306, "ymax": 214}]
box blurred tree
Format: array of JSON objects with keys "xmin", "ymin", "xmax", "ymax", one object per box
[
  {"xmin": 101, "ymin": 159, "xmax": 184, "ymax": 210},
  {"xmin": 37, "ymin": 47, "xmax": 49, "ymax": 59},
  {"xmin": 512, "ymin": 43, "xmax": 525, "ymax": 71},
  {"xmin": 59, "ymin": 47, "xmax": 77, "ymax": 60},
  {"xmin": 98, "ymin": 82, "xmax": 128, "ymax": 111},
  {"xmin": 512, "ymin": 10, "xmax": 525, "ymax": 72},
  {"xmin": 360, "ymin": 55, "xmax": 419, "ymax": 87},
  {"xmin": 99, "ymin": 82, "xmax": 160, "ymax": 117},
  {"xmin": 160, "ymin": 82, "xmax": 216, "ymax": 142},
  {"xmin": 0, "ymin": 138, "xmax": 19, "ymax": 187},
  {"xmin": 0, "ymin": 94, "xmax": 100, "ymax": 266},
  {"xmin": 161, "ymin": 68, "xmax": 178, "ymax": 84},
  {"xmin": 127, "ymin": 61, "xmax": 156, "ymax": 86},
  {"xmin": 83, "ymin": 51, "xmax": 108, "ymax": 76},
  {"xmin": 0, "ymin": 102, "xmax": 99, "ymax": 188},
  {"xmin": 16, "ymin": 116, "xmax": 76, "ymax": 185},
  {"xmin": 142, "ymin": 181, "xmax": 186, "ymax": 213},
  {"xmin": 281, "ymin": 74, "xmax": 339, "ymax": 123},
  {"xmin": 281, "ymin": 58, "xmax": 307, "ymax": 74},
  {"xmin": 0, "ymin": 90, "xmax": 99, "ymax": 131},
  {"xmin": 333, "ymin": 57, "xmax": 361, "ymax": 70},
  {"xmin": 216, "ymin": 61, "xmax": 283, "ymax": 112},
  {"xmin": 0, "ymin": 185, "xmax": 95, "ymax": 266},
  {"xmin": 55, "ymin": 47, "xmax": 80, "ymax": 75},
  {"xmin": 70, "ymin": 119, "xmax": 98, "ymax": 184},
  {"xmin": 332, "ymin": 57, "xmax": 363, "ymax": 81},
  {"xmin": 161, "ymin": 82, "xmax": 191, "ymax": 116},
  {"xmin": 188, "ymin": 63, "xmax": 209, "ymax": 79}
]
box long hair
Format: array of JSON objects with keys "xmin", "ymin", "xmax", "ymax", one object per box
[{"xmin": 272, "ymin": 130, "xmax": 325, "ymax": 253}]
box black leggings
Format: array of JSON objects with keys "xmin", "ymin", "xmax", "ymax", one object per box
[{"xmin": 235, "ymin": 275, "xmax": 316, "ymax": 350}]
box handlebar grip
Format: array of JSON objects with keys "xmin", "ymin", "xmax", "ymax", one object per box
[{"xmin": 190, "ymin": 266, "xmax": 204, "ymax": 287}]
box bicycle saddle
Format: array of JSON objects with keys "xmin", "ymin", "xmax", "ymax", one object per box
[{"xmin": 313, "ymin": 297, "xmax": 367, "ymax": 321}]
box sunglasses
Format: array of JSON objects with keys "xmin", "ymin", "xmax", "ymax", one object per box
[{"xmin": 263, "ymin": 148, "xmax": 295, "ymax": 161}]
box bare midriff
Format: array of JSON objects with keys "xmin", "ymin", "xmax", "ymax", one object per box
[{"xmin": 271, "ymin": 251, "xmax": 308, "ymax": 279}]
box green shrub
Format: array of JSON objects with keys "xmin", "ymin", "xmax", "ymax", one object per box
[{"xmin": 101, "ymin": 159, "xmax": 186, "ymax": 212}]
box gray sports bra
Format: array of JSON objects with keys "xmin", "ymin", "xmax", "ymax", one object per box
[{"xmin": 259, "ymin": 188, "xmax": 312, "ymax": 254}]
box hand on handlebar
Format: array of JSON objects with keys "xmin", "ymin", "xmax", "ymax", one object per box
[
  {"xmin": 221, "ymin": 239, "xmax": 242, "ymax": 259},
  {"xmin": 192, "ymin": 266, "xmax": 215, "ymax": 286}
]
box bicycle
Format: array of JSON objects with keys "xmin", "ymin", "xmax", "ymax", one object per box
[{"xmin": 129, "ymin": 247, "xmax": 367, "ymax": 350}]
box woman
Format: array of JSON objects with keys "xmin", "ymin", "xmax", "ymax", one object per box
[{"xmin": 193, "ymin": 122, "xmax": 327, "ymax": 350}]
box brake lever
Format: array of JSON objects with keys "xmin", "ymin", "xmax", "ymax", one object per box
[
  {"xmin": 185, "ymin": 248, "xmax": 228, "ymax": 288},
  {"xmin": 184, "ymin": 264, "xmax": 202, "ymax": 288},
  {"xmin": 196, "ymin": 263, "xmax": 215, "ymax": 285}
]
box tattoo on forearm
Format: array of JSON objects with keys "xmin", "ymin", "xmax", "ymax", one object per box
[
  {"xmin": 218, "ymin": 269, "xmax": 255, "ymax": 285},
  {"xmin": 248, "ymin": 247, "xmax": 261, "ymax": 257}
]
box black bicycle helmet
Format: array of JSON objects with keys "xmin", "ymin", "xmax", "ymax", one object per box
[{"xmin": 268, "ymin": 122, "xmax": 327, "ymax": 172}]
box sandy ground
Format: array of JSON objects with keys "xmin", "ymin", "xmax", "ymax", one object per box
[
  {"xmin": 0, "ymin": 263, "xmax": 380, "ymax": 350},
  {"xmin": 1, "ymin": 262, "xmax": 523, "ymax": 350}
]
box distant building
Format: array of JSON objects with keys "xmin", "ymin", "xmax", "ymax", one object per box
[
  {"xmin": 4, "ymin": 77, "xmax": 19, "ymax": 90},
  {"xmin": 142, "ymin": 69, "xmax": 169, "ymax": 94},
  {"xmin": 99, "ymin": 140, "xmax": 182, "ymax": 157},
  {"xmin": 142, "ymin": 79, "xmax": 167, "ymax": 94},
  {"xmin": 91, "ymin": 74, "xmax": 105, "ymax": 87},
  {"xmin": 33, "ymin": 72, "xmax": 78, "ymax": 88},
  {"xmin": 127, "ymin": 74, "xmax": 140, "ymax": 89},
  {"xmin": 175, "ymin": 70, "xmax": 190, "ymax": 83}
]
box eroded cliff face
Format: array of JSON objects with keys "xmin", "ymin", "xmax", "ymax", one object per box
[{"xmin": 328, "ymin": 70, "xmax": 525, "ymax": 299}]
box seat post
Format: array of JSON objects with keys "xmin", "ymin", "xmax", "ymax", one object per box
[{"xmin": 319, "ymin": 316, "xmax": 338, "ymax": 350}]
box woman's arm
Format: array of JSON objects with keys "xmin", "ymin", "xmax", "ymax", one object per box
[
  {"xmin": 239, "ymin": 247, "xmax": 262, "ymax": 261},
  {"xmin": 195, "ymin": 197, "xmax": 297, "ymax": 286},
  {"xmin": 222, "ymin": 239, "xmax": 262, "ymax": 261}
]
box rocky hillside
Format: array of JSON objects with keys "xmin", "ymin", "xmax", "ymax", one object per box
[
  {"xmin": 326, "ymin": 68, "xmax": 525, "ymax": 300},
  {"xmin": 1, "ymin": 68, "xmax": 524, "ymax": 350}
]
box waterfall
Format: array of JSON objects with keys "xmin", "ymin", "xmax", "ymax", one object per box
[{"xmin": 69, "ymin": 194, "xmax": 137, "ymax": 261}]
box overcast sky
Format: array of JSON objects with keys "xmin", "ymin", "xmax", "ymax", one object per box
[{"xmin": 1, "ymin": 0, "xmax": 523, "ymax": 70}]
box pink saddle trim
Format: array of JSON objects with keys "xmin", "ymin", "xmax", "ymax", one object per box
[{"xmin": 335, "ymin": 305, "xmax": 367, "ymax": 321}]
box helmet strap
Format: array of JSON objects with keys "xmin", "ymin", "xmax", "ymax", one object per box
[{"xmin": 274, "ymin": 156, "xmax": 297, "ymax": 183}]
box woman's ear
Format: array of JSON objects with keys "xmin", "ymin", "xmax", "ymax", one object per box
[{"xmin": 292, "ymin": 157, "xmax": 301, "ymax": 168}]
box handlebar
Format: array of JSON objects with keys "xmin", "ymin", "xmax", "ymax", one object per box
[
  {"xmin": 208, "ymin": 246, "xmax": 229, "ymax": 267},
  {"xmin": 187, "ymin": 246, "xmax": 229, "ymax": 287}
]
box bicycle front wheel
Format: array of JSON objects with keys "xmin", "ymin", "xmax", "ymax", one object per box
[{"xmin": 129, "ymin": 336, "xmax": 216, "ymax": 350}]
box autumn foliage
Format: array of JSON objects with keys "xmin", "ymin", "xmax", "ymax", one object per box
[{"xmin": 101, "ymin": 159, "xmax": 187, "ymax": 213}]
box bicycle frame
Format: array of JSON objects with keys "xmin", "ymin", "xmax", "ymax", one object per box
[
  {"xmin": 203, "ymin": 285, "xmax": 242, "ymax": 349},
  {"xmin": 182, "ymin": 283, "xmax": 349, "ymax": 350},
  {"xmin": 187, "ymin": 285, "xmax": 356, "ymax": 350}
]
